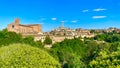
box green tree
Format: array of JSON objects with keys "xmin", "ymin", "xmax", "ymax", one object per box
[
  {"xmin": 94, "ymin": 33, "xmax": 120, "ymax": 43},
  {"xmin": 0, "ymin": 30, "xmax": 22, "ymax": 46},
  {"xmin": 90, "ymin": 30, "xmax": 95, "ymax": 33},
  {"xmin": 49, "ymin": 38, "xmax": 86, "ymax": 68},
  {"xmin": 89, "ymin": 51, "xmax": 120, "ymax": 68},
  {"xmin": 0, "ymin": 44, "xmax": 60, "ymax": 68},
  {"xmin": 83, "ymin": 41, "xmax": 98, "ymax": 64},
  {"xmin": 109, "ymin": 42, "xmax": 120, "ymax": 52},
  {"xmin": 44, "ymin": 36, "xmax": 52, "ymax": 45},
  {"xmin": 89, "ymin": 42, "xmax": 120, "ymax": 68},
  {"xmin": 0, "ymin": 29, "xmax": 44, "ymax": 48},
  {"xmin": 35, "ymin": 40, "xmax": 43, "ymax": 48},
  {"xmin": 22, "ymin": 36, "xmax": 35, "ymax": 45}
]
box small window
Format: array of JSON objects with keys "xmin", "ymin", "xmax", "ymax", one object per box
[{"xmin": 12, "ymin": 25, "xmax": 14, "ymax": 28}]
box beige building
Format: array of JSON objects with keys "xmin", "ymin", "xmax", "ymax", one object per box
[{"xmin": 7, "ymin": 18, "xmax": 42, "ymax": 35}]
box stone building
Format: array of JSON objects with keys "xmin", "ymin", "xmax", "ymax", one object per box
[
  {"xmin": 75, "ymin": 28, "xmax": 90, "ymax": 35},
  {"xmin": 105, "ymin": 27, "xmax": 120, "ymax": 33},
  {"xmin": 74, "ymin": 28, "xmax": 95, "ymax": 38},
  {"xmin": 7, "ymin": 18, "xmax": 42, "ymax": 36}
]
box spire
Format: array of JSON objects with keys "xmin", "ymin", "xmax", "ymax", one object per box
[{"xmin": 61, "ymin": 21, "xmax": 64, "ymax": 28}]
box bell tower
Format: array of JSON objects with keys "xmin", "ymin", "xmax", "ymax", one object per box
[{"xmin": 15, "ymin": 18, "xmax": 20, "ymax": 24}]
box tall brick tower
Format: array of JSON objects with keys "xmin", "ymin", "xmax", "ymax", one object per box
[{"xmin": 15, "ymin": 18, "xmax": 20, "ymax": 24}]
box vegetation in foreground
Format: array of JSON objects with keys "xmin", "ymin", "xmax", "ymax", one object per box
[
  {"xmin": 0, "ymin": 44, "xmax": 60, "ymax": 68},
  {"xmin": 1, "ymin": 29, "xmax": 120, "ymax": 68}
]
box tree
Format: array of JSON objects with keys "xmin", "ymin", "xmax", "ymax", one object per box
[
  {"xmin": 49, "ymin": 38, "xmax": 86, "ymax": 68},
  {"xmin": 89, "ymin": 51, "xmax": 120, "ymax": 68},
  {"xmin": 22, "ymin": 36, "xmax": 35, "ymax": 45},
  {"xmin": 109, "ymin": 42, "xmax": 120, "ymax": 52},
  {"xmin": 94, "ymin": 33, "xmax": 120, "ymax": 43},
  {"xmin": 44, "ymin": 36, "xmax": 52, "ymax": 45},
  {"xmin": 0, "ymin": 29, "xmax": 44, "ymax": 48},
  {"xmin": 0, "ymin": 30, "xmax": 22, "ymax": 46},
  {"xmin": 35, "ymin": 40, "xmax": 43, "ymax": 48},
  {"xmin": 83, "ymin": 41, "xmax": 98, "ymax": 64},
  {"xmin": 90, "ymin": 30, "xmax": 95, "ymax": 33},
  {"xmin": 89, "ymin": 43, "xmax": 120, "ymax": 68},
  {"xmin": 0, "ymin": 44, "xmax": 60, "ymax": 68}
]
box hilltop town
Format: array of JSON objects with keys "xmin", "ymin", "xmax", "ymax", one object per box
[
  {"xmin": 7, "ymin": 18, "xmax": 120, "ymax": 43},
  {"xmin": 1, "ymin": 0, "xmax": 120, "ymax": 67}
]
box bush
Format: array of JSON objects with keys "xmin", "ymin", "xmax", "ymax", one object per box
[{"xmin": 0, "ymin": 44, "xmax": 60, "ymax": 68}]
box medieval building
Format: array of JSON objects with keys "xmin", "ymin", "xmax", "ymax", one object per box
[{"xmin": 7, "ymin": 18, "xmax": 42, "ymax": 36}]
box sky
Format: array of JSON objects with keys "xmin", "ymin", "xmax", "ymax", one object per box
[{"xmin": 0, "ymin": 0, "xmax": 120, "ymax": 32}]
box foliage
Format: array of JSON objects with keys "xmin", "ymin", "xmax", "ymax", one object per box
[
  {"xmin": 22, "ymin": 36, "xmax": 35, "ymax": 45},
  {"xmin": 44, "ymin": 36, "xmax": 52, "ymax": 45},
  {"xmin": 1, "ymin": 29, "xmax": 120, "ymax": 67},
  {"xmin": 89, "ymin": 51, "xmax": 120, "ymax": 68},
  {"xmin": 89, "ymin": 42, "xmax": 120, "ymax": 68},
  {"xmin": 94, "ymin": 33, "xmax": 120, "ymax": 43},
  {"xmin": 109, "ymin": 42, "xmax": 120, "ymax": 52},
  {"xmin": 83, "ymin": 41, "xmax": 98, "ymax": 64},
  {"xmin": 35, "ymin": 40, "xmax": 43, "ymax": 48},
  {"xmin": 49, "ymin": 38, "xmax": 86, "ymax": 68},
  {"xmin": 0, "ymin": 30, "xmax": 22, "ymax": 46},
  {"xmin": 0, "ymin": 29, "xmax": 43, "ymax": 48},
  {"xmin": 0, "ymin": 44, "xmax": 60, "ymax": 68},
  {"xmin": 90, "ymin": 30, "xmax": 95, "ymax": 33}
]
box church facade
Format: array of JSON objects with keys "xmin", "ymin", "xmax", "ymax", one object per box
[{"xmin": 7, "ymin": 18, "xmax": 42, "ymax": 35}]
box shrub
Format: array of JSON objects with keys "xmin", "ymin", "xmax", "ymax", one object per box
[{"xmin": 0, "ymin": 44, "xmax": 60, "ymax": 68}]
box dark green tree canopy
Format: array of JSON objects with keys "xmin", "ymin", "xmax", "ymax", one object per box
[{"xmin": 44, "ymin": 36, "xmax": 52, "ymax": 45}]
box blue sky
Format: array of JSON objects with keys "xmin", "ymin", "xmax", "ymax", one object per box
[{"xmin": 0, "ymin": 0, "xmax": 120, "ymax": 32}]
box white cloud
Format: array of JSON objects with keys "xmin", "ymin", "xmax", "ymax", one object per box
[
  {"xmin": 71, "ymin": 20, "xmax": 77, "ymax": 23},
  {"xmin": 82, "ymin": 9, "xmax": 89, "ymax": 12},
  {"xmin": 92, "ymin": 16, "xmax": 107, "ymax": 19},
  {"xmin": 93, "ymin": 8, "xmax": 107, "ymax": 11},
  {"xmin": 51, "ymin": 18, "xmax": 56, "ymax": 20}
]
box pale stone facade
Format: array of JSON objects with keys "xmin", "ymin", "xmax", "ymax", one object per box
[{"xmin": 7, "ymin": 18, "xmax": 42, "ymax": 35}]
